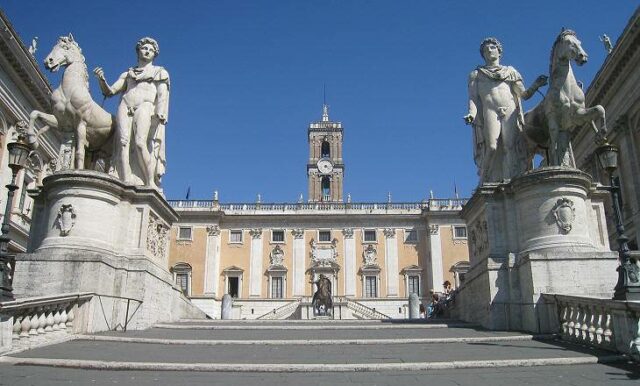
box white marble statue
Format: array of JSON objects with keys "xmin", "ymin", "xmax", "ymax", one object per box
[
  {"xmin": 523, "ymin": 29, "xmax": 607, "ymax": 167},
  {"xmin": 94, "ymin": 37, "xmax": 170, "ymax": 189},
  {"xmin": 600, "ymin": 34, "xmax": 613, "ymax": 54},
  {"xmin": 465, "ymin": 37, "xmax": 548, "ymax": 183},
  {"xmin": 28, "ymin": 34, "xmax": 115, "ymax": 169}
]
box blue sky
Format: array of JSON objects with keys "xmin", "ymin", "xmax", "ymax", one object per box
[{"xmin": 3, "ymin": 1, "xmax": 638, "ymax": 202}]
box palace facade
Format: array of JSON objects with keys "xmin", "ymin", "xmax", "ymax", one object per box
[{"xmin": 167, "ymin": 107, "xmax": 469, "ymax": 319}]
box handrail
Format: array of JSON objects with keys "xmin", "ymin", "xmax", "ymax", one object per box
[
  {"xmin": 346, "ymin": 299, "xmax": 390, "ymax": 319},
  {"xmin": 256, "ymin": 299, "xmax": 301, "ymax": 320}
]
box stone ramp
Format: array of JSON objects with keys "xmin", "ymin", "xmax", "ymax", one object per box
[{"xmin": 0, "ymin": 319, "xmax": 637, "ymax": 385}]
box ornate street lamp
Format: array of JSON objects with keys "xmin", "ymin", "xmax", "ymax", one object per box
[
  {"xmin": 0, "ymin": 131, "xmax": 32, "ymax": 301},
  {"xmin": 595, "ymin": 143, "xmax": 640, "ymax": 301}
]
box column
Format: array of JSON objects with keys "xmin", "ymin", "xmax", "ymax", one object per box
[
  {"xmin": 384, "ymin": 228, "xmax": 399, "ymax": 297},
  {"xmin": 204, "ymin": 225, "xmax": 221, "ymax": 296},
  {"xmin": 343, "ymin": 228, "xmax": 356, "ymax": 296},
  {"xmin": 428, "ymin": 224, "xmax": 444, "ymax": 293},
  {"xmin": 292, "ymin": 229, "xmax": 306, "ymax": 296},
  {"xmin": 249, "ymin": 228, "xmax": 263, "ymax": 297},
  {"xmin": 308, "ymin": 137, "xmax": 314, "ymax": 161}
]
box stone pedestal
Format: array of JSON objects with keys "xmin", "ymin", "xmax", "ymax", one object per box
[
  {"xmin": 457, "ymin": 167, "xmax": 619, "ymax": 332},
  {"xmin": 12, "ymin": 171, "xmax": 205, "ymax": 330}
]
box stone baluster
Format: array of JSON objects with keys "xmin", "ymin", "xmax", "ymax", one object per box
[
  {"xmin": 37, "ymin": 308, "xmax": 46, "ymax": 334},
  {"xmin": 567, "ymin": 305, "xmax": 576, "ymax": 339},
  {"xmin": 603, "ymin": 312, "xmax": 614, "ymax": 347},
  {"xmin": 20, "ymin": 313, "xmax": 31, "ymax": 338},
  {"xmin": 58, "ymin": 307, "xmax": 68, "ymax": 330},
  {"xmin": 29, "ymin": 311, "xmax": 39, "ymax": 336},
  {"xmin": 44, "ymin": 307, "xmax": 55, "ymax": 332},
  {"xmin": 560, "ymin": 303, "xmax": 569, "ymax": 336},
  {"xmin": 581, "ymin": 305, "xmax": 592, "ymax": 342},
  {"xmin": 52, "ymin": 309, "xmax": 61, "ymax": 331},
  {"xmin": 594, "ymin": 305, "xmax": 604, "ymax": 345},
  {"xmin": 12, "ymin": 316, "xmax": 22, "ymax": 340},
  {"xmin": 66, "ymin": 307, "xmax": 74, "ymax": 328}
]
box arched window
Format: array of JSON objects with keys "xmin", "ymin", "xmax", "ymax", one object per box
[
  {"xmin": 321, "ymin": 141, "xmax": 331, "ymax": 158},
  {"xmin": 321, "ymin": 176, "xmax": 331, "ymax": 201}
]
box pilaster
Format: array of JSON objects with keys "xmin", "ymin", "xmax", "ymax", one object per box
[
  {"xmin": 384, "ymin": 228, "xmax": 399, "ymax": 297},
  {"xmin": 249, "ymin": 228, "xmax": 263, "ymax": 297}
]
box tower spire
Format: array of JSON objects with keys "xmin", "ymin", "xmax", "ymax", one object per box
[{"xmin": 322, "ymin": 84, "xmax": 329, "ymax": 122}]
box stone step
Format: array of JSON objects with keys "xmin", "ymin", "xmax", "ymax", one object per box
[
  {"xmin": 81, "ymin": 333, "xmax": 555, "ymax": 346},
  {"xmin": 97, "ymin": 326, "xmax": 532, "ymax": 341},
  {"xmin": 154, "ymin": 322, "xmax": 476, "ymax": 330},
  {"xmin": 4, "ymin": 338, "xmax": 623, "ymax": 368}
]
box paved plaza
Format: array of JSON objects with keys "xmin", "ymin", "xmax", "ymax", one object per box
[{"xmin": 1, "ymin": 319, "xmax": 638, "ymax": 385}]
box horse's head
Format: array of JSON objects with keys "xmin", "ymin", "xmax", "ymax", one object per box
[
  {"xmin": 552, "ymin": 29, "xmax": 588, "ymax": 67},
  {"xmin": 44, "ymin": 34, "xmax": 84, "ymax": 72}
]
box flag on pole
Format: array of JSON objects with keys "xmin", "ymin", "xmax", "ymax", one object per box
[
  {"xmin": 185, "ymin": 186, "xmax": 191, "ymax": 200},
  {"xmin": 454, "ymin": 180, "xmax": 459, "ymax": 199}
]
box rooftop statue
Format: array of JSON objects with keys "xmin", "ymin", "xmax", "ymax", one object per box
[
  {"xmin": 523, "ymin": 29, "xmax": 607, "ymax": 167},
  {"xmin": 465, "ymin": 38, "xmax": 548, "ymax": 184},
  {"xmin": 28, "ymin": 34, "xmax": 115, "ymax": 170},
  {"xmin": 95, "ymin": 37, "xmax": 170, "ymax": 189}
]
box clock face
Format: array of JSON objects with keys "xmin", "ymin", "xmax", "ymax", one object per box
[{"xmin": 317, "ymin": 159, "xmax": 333, "ymax": 174}]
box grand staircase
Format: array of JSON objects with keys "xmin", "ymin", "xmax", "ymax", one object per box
[{"xmin": 0, "ymin": 318, "xmax": 638, "ymax": 385}]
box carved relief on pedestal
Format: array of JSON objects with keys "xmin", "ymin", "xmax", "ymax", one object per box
[
  {"xmin": 206, "ymin": 224, "xmax": 221, "ymax": 236},
  {"xmin": 146, "ymin": 213, "xmax": 168, "ymax": 260},
  {"xmin": 552, "ymin": 197, "xmax": 575, "ymax": 234},
  {"xmin": 55, "ymin": 204, "xmax": 76, "ymax": 236},
  {"xmin": 469, "ymin": 220, "xmax": 488, "ymax": 259}
]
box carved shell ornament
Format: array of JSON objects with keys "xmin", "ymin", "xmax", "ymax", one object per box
[
  {"xmin": 552, "ymin": 198, "xmax": 575, "ymax": 234},
  {"xmin": 56, "ymin": 204, "xmax": 76, "ymax": 236}
]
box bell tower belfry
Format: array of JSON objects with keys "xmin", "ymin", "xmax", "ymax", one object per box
[{"xmin": 307, "ymin": 104, "xmax": 344, "ymax": 202}]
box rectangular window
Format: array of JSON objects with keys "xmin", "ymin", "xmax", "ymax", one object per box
[
  {"xmin": 177, "ymin": 227, "xmax": 192, "ymax": 240},
  {"xmin": 405, "ymin": 229, "xmax": 418, "ymax": 243},
  {"xmin": 175, "ymin": 273, "xmax": 189, "ymax": 295},
  {"xmin": 363, "ymin": 229, "xmax": 377, "ymax": 243},
  {"xmin": 365, "ymin": 276, "xmax": 378, "ymax": 298},
  {"xmin": 408, "ymin": 275, "xmax": 420, "ymax": 296},
  {"xmin": 318, "ymin": 230, "xmax": 331, "ymax": 242},
  {"xmin": 454, "ymin": 226, "xmax": 467, "ymax": 239},
  {"xmin": 271, "ymin": 276, "xmax": 283, "ymax": 299},
  {"xmin": 229, "ymin": 230, "xmax": 243, "ymax": 243},
  {"xmin": 271, "ymin": 230, "xmax": 285, "ymax": 243}
]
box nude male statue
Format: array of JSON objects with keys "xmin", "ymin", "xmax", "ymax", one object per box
[
  {"xmin": 94, "ymin": 37, "xmax": 169, "ymax": 188},
  {"xmin": 464, "ymin": 37, "xmax": 547, "ymax": 183}
]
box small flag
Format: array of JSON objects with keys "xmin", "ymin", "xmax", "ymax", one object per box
[
  {"xmin": 454, "ymin": 180, "xmax": 459, "ymax": 199},
  {"xmin": 185, "ymin": 186, "xmax": 191, "ymax": 200}
]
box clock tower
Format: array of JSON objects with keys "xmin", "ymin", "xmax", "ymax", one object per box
[{"xmin": 307, "ymin": 104, "xmax": 344, "ymax": 202}]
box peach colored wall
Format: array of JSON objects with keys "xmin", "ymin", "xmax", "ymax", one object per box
[
  {"xmin": 168, "ymin": 226, "xmax": 207, "ymax": 295},
  {"xmin": 398, "ymin": 229, "xmax": 423, "ymax": 298},
  {"xmin": 219, "ymin": 229, "xmax": 251, "ymax": 298},
  {"xmin": 440, "ymin": 225, "xmax": 470, "ymax": 285}
]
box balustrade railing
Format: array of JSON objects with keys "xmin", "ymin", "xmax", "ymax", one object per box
[
  {"xmin": 0, "ymin": 293, "xmax": 93, "ymax": 353},
  {"xmin": 542, "ymin": 294, "xmax": 640, "ymax": 360},
  {"xmin": 346, "ymin": 299, "xmax": 390, "ymax": 320},
  {"xmin": 257, "ymin": 299, "xmax": 301, "ymax": 320},
  {"xmin": 168, "ymin": 199, "xmax": 468, "ymax": 213}
]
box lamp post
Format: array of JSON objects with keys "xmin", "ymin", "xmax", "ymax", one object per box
[
  {"xmin": 0, "ymin": 132, "xmax": 32, "ymax": 301},
  {"xmin": 595, "ymin": 143, "xmax": 640, "ymax": 301}
]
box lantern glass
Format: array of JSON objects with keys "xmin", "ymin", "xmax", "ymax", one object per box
[
  {"xmin": 6, "ymin": 141, "xmax": 31, "ymax": 171},
  {"xmin": 596, "ymin": 143, "xmax": 619, "ymax": 174}
]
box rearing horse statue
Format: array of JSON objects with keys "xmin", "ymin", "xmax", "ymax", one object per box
[
  {"xmin": 28, "ymin": 34, "xmax": 114, "ymax": 169},
  {"xmin": 524, "ymin": 29, "xmax": 607, "ymax": 167}
]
